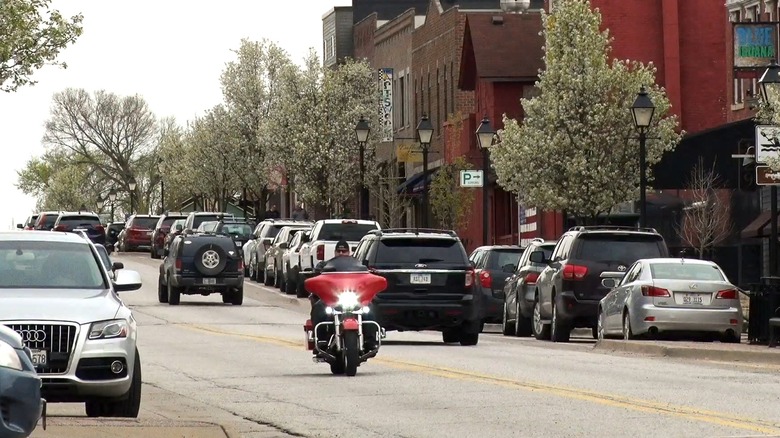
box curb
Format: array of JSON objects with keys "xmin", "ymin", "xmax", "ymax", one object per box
[
  {"xmin": 594, "ymin": 339, "xmax": 780, "ymax": 365},
  {"xmin": 220, "ymin": 424, "xmax": 240, "ymax": 438}
]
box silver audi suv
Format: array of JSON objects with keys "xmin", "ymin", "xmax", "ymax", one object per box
[{"xmin": 0, "ymin": 231, "xmax": 143, "ymax": 417}]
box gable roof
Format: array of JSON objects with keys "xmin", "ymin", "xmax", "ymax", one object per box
[{"xmin": 459, "ymin": 12, "xmax": 545, "ymax": 90}]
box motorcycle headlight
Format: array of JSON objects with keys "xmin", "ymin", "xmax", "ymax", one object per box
[
  {"xmin": 337, "ymin": 291, "xmax": 360, "ymax": 310},
  {"xmin": 89, "ymin": 319, "xmax": 129, "ymax": 340},
  {"xmin": 0, "ymin": 340, "xmax": 22, "ymax": 371}
]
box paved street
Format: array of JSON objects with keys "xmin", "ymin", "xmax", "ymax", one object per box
[{"xmin": 31, "ymin": 253, "xmax": 780, "ymax": 438}]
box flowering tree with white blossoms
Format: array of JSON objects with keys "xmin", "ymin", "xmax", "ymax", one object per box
[
  {"xmin": 263, "ymin": 53, "xmax": 380, "ymax": 217},
  {"xmin": 491, "ymin": 0, "xmax": 682, "ymax": 223}
]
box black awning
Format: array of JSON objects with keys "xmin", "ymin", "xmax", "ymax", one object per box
[
  {"xmin": 741, "ymin": 211, "xmax": 772, "ymax": 239},
  {"xmin": 652, "ymin": 118, "xmax": 755, "ymax": 190},
  {"xmin": 397, "ymin": 168, "xmax": 439, "ymax": 195}
]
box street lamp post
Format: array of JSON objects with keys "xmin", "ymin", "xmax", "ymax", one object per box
[
  {"xmin": 158, "ymin": 158, "xmax": 165, "ymax": 214},
  {"xmin": 108, "ymin": 188, "xmax": 117, "ymax": 222},
  {"xmin": 96, "ymin": 196, "xmax": 103, "ymax": 214},
  {"xmin": 416, "ymin": 115, "xmax": 434, "ymax": 227},
  {"xmin": 476, "ymin": 116, "xmax": 496, "ymax": 246},
  {"xmin": 354, "ymin": 116, "xmax": 371, "ymax": 220},
  {"xmin": 630, "ymin": 86, "xmax": 656, "ymax": 229},
  {"xmin": 760, "ymin": 59, "xmax": 780, "ymax": 276},
  {"xmin": 128, "ymin": 178, "xmax": 137, "ymax": 216}
]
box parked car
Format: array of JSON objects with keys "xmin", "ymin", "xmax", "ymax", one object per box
[
  {"xmin": 158, "ymin": 231, "xmax": 244, "ymax": 305},
  {"xmin": 264, "ymin": 225, "xmax": 312, "ymax": 290},
  {"xmin": 163, "ymin": 219, "xmax": 185, "ymax": 254},
  {"xmin": 16, "ymin": 214, "xmax": 39, "ymax": 231},
  {"xmin": 352, "ymin": 228, "xmax": 480, "ymax": 345},
  {"xmin": 598, "ymin": 258, "xmax": 742, "ymax": 343},
  {"xmin": 213, "ymin": 219, "xmax": 255, "ymax": 257},
  {"xmin": 32, "ymin": 211, "xmax": 62, "ymax": 231},
  {"xmin": 502, "ymin": 238, "xmax": 557, "ymax": 336},
  {"xmin": 150, "ymin": 212, "xmax": 188, "ymax": 259},
  {"xmin": 52, "ymin": 211, "xmax": 106, "ymax": 245},
  {"xmin": 531, "ymin": 226, "xmax": 670, "ymax": 342},
  {"xmin": 105, "ymin": 222, "xmax": 125, "ymax": 250},
  {"xmin": 469, "ymin": 245, "xmax": 525, "ymax": 325},
  {"xmin": 281, "ymin": 230, "xmax": 309, "ymax": 297},
  {"xmin": 0, "ymin": 231, "xmax": 144, "ymax": 417},
  {"xmin": 182, "ymin": 211, "xmax": 234, "ymax": 233},
  {"xmin": 248, "ymin": 219, "xmax": 312, "ymax": 283},
  {"xmin": 119, "ymin": 214, "xmax": 160, "ymax": 252},
  {"xmin": 0, "ymin": 324, "xmax": 45, "ymax": 437}
]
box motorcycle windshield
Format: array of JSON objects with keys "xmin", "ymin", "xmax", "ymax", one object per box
[{"xmin": 304, "ymin": 272, "xmax": 388, "ymax": 306}]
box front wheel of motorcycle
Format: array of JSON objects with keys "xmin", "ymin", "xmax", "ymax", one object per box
[
  {"xmin": 343, "ymin": 331, "xmax": 360, "ymax": 377},
  {"xmin": 329, "ymin": 352, "xmax": 345, "ymax": 375}
]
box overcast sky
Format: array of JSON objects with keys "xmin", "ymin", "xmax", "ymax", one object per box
[{"xmin": 0, "ymin": 0, "xmax": 350, "ymax": 229}]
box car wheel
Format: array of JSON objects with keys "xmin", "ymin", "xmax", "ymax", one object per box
[
  {"xmin": 256, "ymin": 260, "xmax": 265, "ymax": 282},
  {"xmin": 243, "ymin": 262, "xmax": 250, "ymax": 277},
  {"xmin": 501, "ymin": 302, "xmax": 515, "ymax": 336},
  {"xmin": 597, "ymin": 309, "xmax": 606, "ymax": 341},
  {"xmin": 151, "ymin": 245, "xmax": 160, "ymax": 259},
  {"xmin": 623, "ymin": 311, "xmax": 636, "ymax": 340},
  {"xmin": 157, "ymin": 275, "xmax": 168, "ymax": 303},
  {"xmin": 550, "ymin": 300, "xmax": 570, "ymax": 343},
  {"xmin": 279, "ymin": 269, "xmax": 287, "ymax": 292},
  {"xmin": 295, "ymin": 272, "xmax": 308, "ymax": 298},
  {"xmin": 231, "ymin": 286, "xmax": 244, "ymax": 305},
  {"xmin": 168, "ymin": 282, "xmax": 181, "ymax": 305},
  {"xmin": 263, "ymin": 268, "xmax": 273, "ymax": 286},
  {"xmin": 442, "ymin": 329, "xmax": 460, "ymax": 343},
  {"xmin": 193, "ymin": 244, "xmax": 227, "ymax": 276},
  {"xmin": 515, "ymin": 299, "xmax": 532, "ymax": 337},
  {"xmin": 721, "ymin": 331, "xmax": 741, "ymax": 343},
  {"xmin": 532, "ymin": 298, "xmax": 551, "ymax": 340},
  {"xmin": 248, "ymin": 257, "xmax": 256, "ymax": 281}
]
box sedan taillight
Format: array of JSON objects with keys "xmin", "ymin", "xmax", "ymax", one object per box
[{"xmin": 716, "ymin": 289, "xmax": 738, "ymax": 299}]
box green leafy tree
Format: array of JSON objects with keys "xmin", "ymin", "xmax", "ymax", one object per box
[
  {"xmin": 0, "ymin": 0, "xmax": 83, "ymax": 92},
  {"xmin": 430, "ymin": 156, "xmax": 475, "ymax": 231},
  {"xmin": 491, "ymin": 0, "xmax": 682, "ymax": 223}
]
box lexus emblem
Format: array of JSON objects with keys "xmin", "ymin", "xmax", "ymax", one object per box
[
  {"xmin": 617, "ymin": 265, "xmax": 627, "ymax": 272},
  {"xmin": 16, "ymin": 329, "xmax": 46, "ymax": 343},
  {"xmin": 414, "ymin": 263, "xmax": 427, "ymax": 268},
  {"xmin": 689, "ymin": 283, "xmax": 698, "ymax": 289}
]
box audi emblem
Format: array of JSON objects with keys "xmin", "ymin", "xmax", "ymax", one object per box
[{"xmin": 16, "ymin": 329, "xmax": 46, "ymax": 342}]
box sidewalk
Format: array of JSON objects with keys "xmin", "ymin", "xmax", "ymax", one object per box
[
  {"xmin": 30, "ymin": 420, "xmax": 233, "ymax": 438},
  {"xmin": 594, "ymin": 336, "xmax": 780, "ymax": 366}
]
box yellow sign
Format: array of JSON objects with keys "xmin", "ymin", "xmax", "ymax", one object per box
[{"xmin": 396, "ymin": 143, "xmax": 422, "ymax": 163}]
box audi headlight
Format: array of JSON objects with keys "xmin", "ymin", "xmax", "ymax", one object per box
[
  {"xmin": 337, "ymin": 291, "xmax": 360, "ymax": 310},
  {"xmin": 0, "ymin": 340, "xmax": 22, "ymax": 371},
  {"xmin": 89, "ymin": 320, "xmax": 129, "ymax": 340}
]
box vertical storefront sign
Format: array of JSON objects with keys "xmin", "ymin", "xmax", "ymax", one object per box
[{"xmin": 378, "ymin": 68, "xmax": 393, "ymax": 142}]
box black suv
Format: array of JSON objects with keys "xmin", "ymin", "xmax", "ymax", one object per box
[
  {"xmin": 531, "ymin": 226, "xmax": 669, "ymax": 342},
  {"xmin": 468, "ymin": 245, "xmax": 525, "ymax": 325},
  {"xmin": 52, "ymin": 211, "xmax": 106, "ymax": 245},
  {"xmin": 352, "ymin": 228, "xmax": 480, "ymax": 346},
  {"xmin": 157, "ymin": 232, "xmax": 244, "ymax": 306}
]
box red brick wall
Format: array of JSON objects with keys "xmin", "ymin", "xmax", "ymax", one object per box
[
  {"xmin": 353, "ymin": 14, "xmax": 376, "ymax": 61},
  {"xmin": 594, "ymin": 0, "xmax": 728, "ymax": 133}
]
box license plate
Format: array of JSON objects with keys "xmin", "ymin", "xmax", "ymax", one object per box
[
  {"xmin": 235, "ymin": 241, "xmax": 242, "ymax": 247},
  {"xmin": 677, "ymin": 293, "xmax": 706, "ymax": 305},
  {"xmin": 203, "ymin": 278, "xmax": 217, "ymax": 285},
  {"xmin": 410, "ymin": 273, "xmax": 431, "ymax": 284},
  {"xmin": 30, "ymin": 349, "xmax": 48, "ymax": 367}
]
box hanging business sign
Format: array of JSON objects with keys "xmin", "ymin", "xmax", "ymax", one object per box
[
  {"xmin": 733, "ymin": 23, "xmax": 779, "ymax": 69},
  {"xmin": 378, "ymin": 68, "xmax": 393, "ymax": 142},
  {"xmin": 755, "ymin": 125, "xmax": 780, "ymax": 163}
]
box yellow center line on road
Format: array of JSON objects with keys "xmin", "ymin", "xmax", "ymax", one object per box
[{"xmin": 180, "ymin": 323, "xmax": 780, "ymax": 435}]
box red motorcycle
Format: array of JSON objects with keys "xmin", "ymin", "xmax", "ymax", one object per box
[{"xmin": 303, "ymin": 272, "xmax": 387, "ymax": 376}]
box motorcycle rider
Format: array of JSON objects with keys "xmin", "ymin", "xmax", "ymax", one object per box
[{"xmin": 308, "ymin": 240, "xmax": 379, "ymax": 353}]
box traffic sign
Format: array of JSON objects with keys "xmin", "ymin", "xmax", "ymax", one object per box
[
  {"xmin": 460, "ymin": 170, "xmax": 483, "ymax": 187},
  {"xmin": 755, "ymin": 125, "xmax": 780, "ymax": 163},
  {"xmin": 756, "ymin": 165, "xmax": 780, "ymax": 185}
]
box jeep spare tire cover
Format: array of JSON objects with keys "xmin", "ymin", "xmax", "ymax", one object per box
[{"xmin": 194, "ymin": 242, "xmax": 228, "ymax": 276}]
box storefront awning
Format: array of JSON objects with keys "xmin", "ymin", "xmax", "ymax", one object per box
[
  {"xmin": 741, "ymin": 211, "xmax": 772, "ymax": 239},
  {"xmin": 397, "ymin": 168, "xmax": 439, "ymax": 195}
]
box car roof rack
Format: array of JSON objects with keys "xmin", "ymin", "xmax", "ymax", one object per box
[
  {"xmin": 568, "ymin": 225, "xmax": 658, "ymax": 233},
  {"xmin": 370, "ymin": 227, "xmax": 458, "ymax": 237}
]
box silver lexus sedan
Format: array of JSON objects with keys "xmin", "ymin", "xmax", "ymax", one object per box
[
  {"xmin": 597, "ymin": 258, "xmax": 742, "ymax": 343},
  {"xmin": 0, "ymin": 231, "xmax": 143, "ymax": 417}
]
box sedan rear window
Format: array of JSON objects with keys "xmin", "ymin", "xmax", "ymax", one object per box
[
  {"xmin": 375, "ymin": 238, "xmax": 467, "ymax": 265},
  {"xmin": 577, "ymin": 235, "xmax": 664, "ymax": 264},
  {"xmin": 650, "ymin": 263, "xmax": 725, "ymax": 281},
  {"xmin": 320, "ymin": 223, "xmax": 378, "ymax": 241}
]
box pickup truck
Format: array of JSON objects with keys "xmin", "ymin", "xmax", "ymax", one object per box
[{"xmin": 297, "ymin": 219, "xmax": 381, "ymax": 277}]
